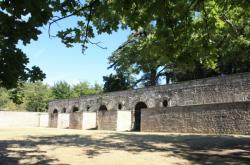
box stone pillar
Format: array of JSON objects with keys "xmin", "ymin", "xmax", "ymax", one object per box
[
  {"xmin": 69, "ymin": 112, "xmax": 83, "ymax": 129},
  {"xmin": 49, "ymin": 113, "xmax": 58, "ymax": 128},
  {"xmin": 97, "ymin": 110, "xmax": 117, "ymax": 130}
]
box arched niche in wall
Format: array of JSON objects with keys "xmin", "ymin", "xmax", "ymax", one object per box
[
  {"xmin": 50, "ymin": 109, "xmax": 58, "ymax": 128},
  {"xmin": 86, "ymin": 105, "xmax": 90, "ymax": 112},
  {"xmin": 53, "ymin": 109, "xmax": 58, "ymax": 114},
  {"xmin": 118, "ymin": 103, "xmax": 122, "ymax": 110},
  {"xmin": 62, "ymin": 108, "xmax": 67, "ymax": 113},
  {"xmin": 162, "ymin": 100, "xmax": 168, "ymax": 107},
  {"xmin": 72, "ymin": 106, "xmax": 79, "ymax": 112},
  {"xmin": 99, "ymin": 105, "xmax": 108, "ymax": 112},
  {"xmin": 134, "ymin": 102, "xmax": 147, "ymax": 131}
]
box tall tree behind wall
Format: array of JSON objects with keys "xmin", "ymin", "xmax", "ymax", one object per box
[
  {"xmin": 52, "ymin": 81, "xmax": 72, "ymax": 100},
  {"xmin": 107, "ymin": 1, "xmax": 250, "ymax": 85},
  {"xmin": 72, "ymin": 82, "xmax": 102, "ymax": 97},
  {"xmin": 24, "ymin": 82, "xmax": 53, "ymax": 112},
  {"xmin": 103, "ymin": 72, "xmax": 135, "ymax": 92}
]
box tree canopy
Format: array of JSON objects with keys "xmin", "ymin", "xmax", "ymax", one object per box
[
  {"xmin": 72, "ymin": 82, "xmax": 102, "ymax": 97},
  {"xmin": 49, "ymin": 0, "xmax": 249, "ymax": 86},
  {"xmin": 50, "ymin": 0, "xmax": 249, "ymax": 68},
  {"xmin": 0, "ymin": 0, "xmax": 51, "ymax": 88},
  {"xmin": 103, "ymin": 72, "xmax": 134, "ymax": 92},
  {"xmin": 52, "ymin": 81, "xmax": 102, "ymax": 99},
  {"xmin": 0, "ymin": 81, "xmax": 102, "ymax": 112},
  {"xmin": 1, "ymin": 0, "xmax": 249, "ymax": 89},
  {"xmin": 52, "ymin": 81, "xmax": 72, "ymax": 99},
  {"xmin": 106, "ymin": 1, "xmax": 250, "ymax": 85}
]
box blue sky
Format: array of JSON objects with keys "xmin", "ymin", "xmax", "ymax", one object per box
[{"xmin": 18, "ymin": 21, "xmax": 131, "ymax": 86}]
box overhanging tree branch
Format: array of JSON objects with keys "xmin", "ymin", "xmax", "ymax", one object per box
[
  {"xmin": 48, "ymin": 0, "xmax": 97, "ymax": 38},
  {"xmin": 87, "ymin": 39, "xmax": 107, "ymax": 50}
]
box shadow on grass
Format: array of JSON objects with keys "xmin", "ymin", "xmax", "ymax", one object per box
[
  {"xmin": 0, "ymin": 132, "xmax": 250, "ymax": 164},
  {"xmin": 0, "ymin": 142, "xmax": 59, "ymax": 165}
]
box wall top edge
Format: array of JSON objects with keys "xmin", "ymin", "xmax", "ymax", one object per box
[{"xmin": 49, "ymin": 72, "xmax": 250, "ymax": 104}]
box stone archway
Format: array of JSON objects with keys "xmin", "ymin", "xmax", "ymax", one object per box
[
  {"xmin": 97, "ymin": 105, "xmax": 117, "ymax": 130},
  {"xmin": 72, "ymin": 106, "xmax": 79, "ymax": 112},
  {"xmin": 62, "ymin": 108, "xmax": 67, "ymax": 113},
  {"xmin": 69, "ymin": 106, "xmax": 82, "ymax": 129},
  {"xmin": 49, "ymin": 109, "xmax": 58, "ymax": 128},
  {"xmin": 53, "ymin": 109, "xmax": 58, "ymax": 113},
  {"xmin": 134, "ymin": 102, "xmax": 147, "ymax": 131},
  {"xmin": 99, "ymin": 105, "xmax": 108, "ymax": 112}
]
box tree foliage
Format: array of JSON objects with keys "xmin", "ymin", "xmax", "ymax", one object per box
[
  {"xmin": 1, "ymin": 1, "xmax": 249, "ymax": 89},
  {"xmin": 0, "ymin": 81, "xmax": 102, "ymax": 112},
  {"xmin": 52, "ymin": 81, "xmax": 102, "ymax": 99},
  {"xmin": 0, "ymin": 0, "xmax": 50, "ymax": 89},
  {"xmin": 108, "ymin": 30, "xmax": 167, "ymax": 86},
  {"xmin": 41, "ymin": 0, "xmax": 249, "ymax": 86},
  {"xmin": 0, "ymin": 87, "xmax": 24, "ymax": 111},
  {"xmin": 52, "ymin": 81, "xmax": 72, "ymax": 99},
  {"xmin": 49, "ymin": 0, "xmax": 248, "ymax": 66},
  {"xmin": 9, "ymin": 81, "xmax": 26, "ymax": 104},
  {"xmin": 72, "ymin": 82, "xmax": 102, "ymax": 97},
  {"xmin": 106, "ymin": 1, "xmax": 250, "ymax": 85},
  {"xmin": 0, "ymin": 87, "xmax": 11, "ymax": 109},
  {"xmin": 103, "ymin": 72, "xmax": 134, "ymax": 92},
  {"xmin": 24, "ymin": 82, "xmax": 53, "ymax": 112}
]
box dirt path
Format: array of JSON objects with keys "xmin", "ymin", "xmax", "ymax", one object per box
[{"xmin": 0, "ymin": 128, "xmax": 249, "ymax": 165}]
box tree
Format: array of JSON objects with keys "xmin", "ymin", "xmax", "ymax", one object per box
[
  {"xmin": 108, "ymin": 30, "xmax": 167, "ymax": 86},
  {"xmin": 0, "ymin": 87, "xmax": 26, "ymax": 111},
  {"xmin": 0, "ymin": 0, "xmax": 51, "ymax": 89},
  {"xmin": 105, "ymin": 1, "xmax": 250, "ymax": 85},
  {"xmin": 103, "ymin": 72, "xmax": 134, "ymax": 92},
  {"xmin": 9, "ymin": 81, "xmax": 25, "ymax": 104},
  {"xmin": 1, "ymin": 1, "xmax": 249, "ymax": 90},
  {"xmin": 24, "ymin": 82, "xmax": 53, "ymax": 112},
  {"xmin": 93, "ymin": 83, "xmax": 103, "ymax": 94},
  {"xmin": 72, "ymin": 81, "xmax": 102, "ymax": 97},
  {"xmin": 0, "ymin": 87, "xmax": 11, "ymax": 110},
  {"xmin": 50, "ymin": 0, "xmax": 249, "ymax": 77},
  {"xmin": 52, "ymin": 81, "xmax": 71, "ymax": 99},
  {"xmin": 0, "ymin": 82, "xmax": 53, "ymax": 111}
]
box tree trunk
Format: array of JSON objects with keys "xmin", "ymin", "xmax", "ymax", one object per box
[{"xmin": 149, "ymin": 69, "xmax": 157, "ymax": 86}]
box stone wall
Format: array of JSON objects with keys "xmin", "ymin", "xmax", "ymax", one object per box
[
  {"xmin": 0, "ymin": 111, "xmax": 48, "ymax": 128},
  {"xmin": 69, "ymin": 112, "xmax": 83, "ymax": 129},
  {"xmin": 47, "ymin": 72, "xmax": 250, "ymax": 133},
  {"xmin": 48, "ymin": 72, "xmax": 250, "ymax": 115},
  {"xmin": 97, "ymin": 111, "xmax": 117, "ymax": 130},
  {"xmin": 48, "ymin": 113, "xmax": 58, "ymax": 128},
  {"xmin": 141, "ymin": 101, "xmax": 250, "ymax": 135}
]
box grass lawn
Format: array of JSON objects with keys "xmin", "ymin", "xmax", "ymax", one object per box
[{"xmin": 0, "ymin": 128, "xmax": 249, "ymax": 165}]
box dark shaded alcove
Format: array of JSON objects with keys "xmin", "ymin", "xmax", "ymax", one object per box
[
  {"xmin": 99, "ymin": 105, "xmax": 108, "ymax": 113},
  {"xmin": 134, "ymin": 102, "xmax": 147, "ymax": 131},
  {"xmin": 72, "ymin": 106, "xmax": 79, "ymax": 112}
]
